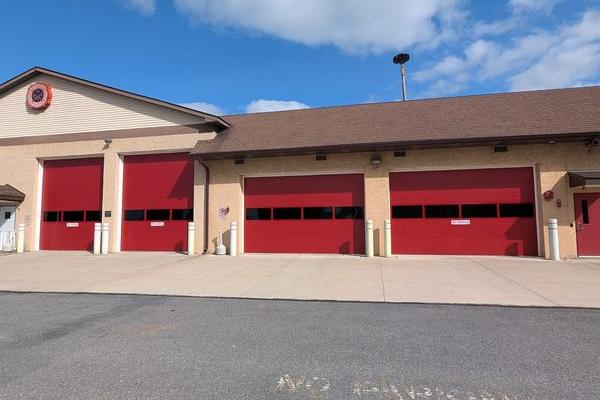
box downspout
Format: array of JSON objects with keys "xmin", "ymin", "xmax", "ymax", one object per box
[{"xmin": 198, "ymin": 159, "xmax": 210, "ymax": 254}]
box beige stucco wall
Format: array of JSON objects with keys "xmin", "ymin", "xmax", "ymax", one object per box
[
  {"xmin": 205, "ymin": 142, "xmax": 600, "ymax": 259},
  {"xmin": 0, "ymin": 74, "xmax": 204, "ymax": 139},
  {"xmin": 0, "ymin": 131, "xmax": 215, "ymax": 252}
]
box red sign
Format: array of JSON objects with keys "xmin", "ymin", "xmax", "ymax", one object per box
[{"xmin": 26, "ymin": 82, "xmax": 52, "ymax": 110}]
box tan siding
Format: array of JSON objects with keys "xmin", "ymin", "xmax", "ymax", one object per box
[{"xmin": 0, "ymin": 74, "xmax": 204, "ymax": 139}]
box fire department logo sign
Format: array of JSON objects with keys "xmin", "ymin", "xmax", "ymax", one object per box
[{"xmin": 26, "ymin": 82, "xmax": 52, "ymax": 110}]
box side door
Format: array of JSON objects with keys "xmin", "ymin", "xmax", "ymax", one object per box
[{"xmin": 574, "ymin": 193, "xmax": 600, "ymax": 256}]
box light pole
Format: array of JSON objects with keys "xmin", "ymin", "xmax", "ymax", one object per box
[{"xmin": 393, "ymin": 53, "xmax": 410, "ymax": 101}]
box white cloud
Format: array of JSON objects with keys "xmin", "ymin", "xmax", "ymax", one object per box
[
  {"xmin": 180, "ymin": 102, "xmax": 225, "ymax": 115},
  {"xmin": 120, "ymin": 0, "xmax": 156, "ymax": 15},
  {"xmin": 245, "ymin": 99, "xmax": 309, "ymax": 113},
  {"xmin": 415, "ymin": 10, "xmax": 600, "ymax": 95},
  {"xmin": 509, "ymin": 0, "xmax": 560, "ymax": 13},
  {"xmin": 173, "ymin": 0, "xmax": 466, "ymax": 54}
]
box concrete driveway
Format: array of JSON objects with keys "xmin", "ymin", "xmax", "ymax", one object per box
[{"xmin": 1, "ymin": 252, "xmax": 599, "ymax": 308}]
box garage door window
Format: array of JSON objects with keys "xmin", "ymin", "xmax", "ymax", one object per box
[
  {"xmin": 461, "ymin": 204, "xmax": 497, "ymax": 218},
  {"xmin": 146, "ymin": 209, "xmax": 170, "ymax": 221},
  {"xmin": 43, "ymin": 211, "xmax": 61, "ymax": 222},
  {"xmin": 63, "ymin": 211, "xmax": 85, "ymax": 222},
  {"xmin": 85, "ymin": 210, "xmax": 102, "ymax": 222},
  {"xmin": 172, "ymin": 209, "xmax": 193, "ymax": 221},
  {"xmin": 392, "ymin": 205, "xmax": 423, "ymax": 219},
  {"xmin": 499, "ymin": 203, "xmax": 534, "ymax": 217},
  {"xmin": 246, "ymin": 208, "xmax": 271, "ymax": 220},
  {"xmin": 335, "ymin": 206, "xmax": 364, "ymax": 219},
  {"xmin": 425, "ymin": 205, "xmax": 459, "ymax": 218},
  {"xmin": 124, "ymin": 210, "xmax": 145, "ymax": 221},
  {"xmin": 274, "ymin": 207, "xmax": 301, "ymax": 220},
  {"xmin": 304, "ymin": 207, "xmax": 333, "ymax": 219}
]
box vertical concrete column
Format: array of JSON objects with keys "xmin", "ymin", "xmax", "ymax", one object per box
[
  {"xmin": 187, "ymin": 222, "xmax": 195, "ymax": 256},
  {"xmin": 16, "ymin": 223, "xmax": 25, "ymax": 253},
  {"xmin": 93, "ymin": 223, "xmax": 101, "ymax": 255},
  {"xmin": 364, "ymin": 163, "xmax": 391, "ymax": 256},
  {"xmin": 383, "ymin": 219, "xmax": 392, "ymax": 257},
  {"xmin": 365, "ymin": 220, "xmax": 374, "ymax": 257},
  {"xmin": 229, "ymin": 221, "xmax": 237, "ymax": 256},
  {"xmin": 101, "ymin": 223, "xmax": 109, "ymax": 255},
  {"xmin": 548, "ymin": 219, "xmax": 560, "ymax": 260},
  {"xmin": 101, "ymin": 151, "xmax": 122, "ymax": 253}
]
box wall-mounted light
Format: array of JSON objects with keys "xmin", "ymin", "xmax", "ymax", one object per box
[
  {"xmin": 494, "ymin": 145, "xmax": 508, "ymax": 153},
  {"xmin": 234, "ymin": 158, "xmax": 245, "ymax": 165},
  {"xmin": 371, "ymin": 154, "xmax": 382, "ymax": 168},
  {"xmin": 394, "ymin": 150, "xmax": 406, "ymax": 157},
  {"xmin": 315, "ymin": 154, "xmax": 327, "ymax": 161}
]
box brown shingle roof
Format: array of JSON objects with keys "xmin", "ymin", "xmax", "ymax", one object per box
[
  {"xmin": 192, "ymin": 86, "xmax": 600, "ymax": 159},
  {"xmin": 0, "ymin": 185, "xmax": 25, "ymax": 202}
]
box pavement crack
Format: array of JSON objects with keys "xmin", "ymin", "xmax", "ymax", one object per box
[
  {"xmin": 378, "ymin": 258, "xmax": 387, "ymax": 302},
  {"xmin": 468, "ymin": 258, "xmax": 561, "ymax": 306}
]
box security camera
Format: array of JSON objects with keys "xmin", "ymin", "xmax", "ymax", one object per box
[{"xmin": 104, "ymin": 138, "xmax": 112, "ymax": 145}]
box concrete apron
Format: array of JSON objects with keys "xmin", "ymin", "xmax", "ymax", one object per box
[{"xmin": 1, "ymin": 251, "xmax": 600, "ymax": 308}]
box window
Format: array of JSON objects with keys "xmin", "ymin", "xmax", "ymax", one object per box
[
  {"xmin": 4, "ymin": 211, "xmax": 11, "ymax": 219},
  {"xmin": 335, "ymin": 206, "xmax": 364, "ymax": 219},
  {"xmin": 499, "ymin": 203, "xmax": 534, "ymax": 218},
  {"xmin": 246, "ymin": 208, "xmax": 271, "ymax": 220},
  {"xmin": 172, "ymin": 209, "xmax": 193, "ymax": 221},
  {"xmin": 392, "ymin": 205, "xmax": 423, "ymax": 219},
  {"xmin": 43, "ymin": 211, "xmax": 61, "ymax": 222},
  {"xmin": 582, "ymin": 200, "xmax": 590, "ymax": 224},
  {"xmin": 124, "ymin": 210, "xmax": 144, "ymax": 221},
  {"xmin": 85, "ymin": 210, "xmax": 102, "ymax": 222},
  {"xmin": 63, "ymin": 211, "xmax": 84, "ymax": 222},
  {"xmin": 303, "ymin": 207, "xmax": 333, "ymax": 219},
  {"xmin": 425, "ymin": 205, "xmax": 459, "ymax": 218},
  {"xmin": 273, "ymin": 207, "xmax": 301, "ymax": 220},
  {"xmin": 461, "ymin": 204, "xmax": 497, "ymax": 218},
  {"xmin": 146, "ymin": 209, "xmax": 170, "ymax": 221}
]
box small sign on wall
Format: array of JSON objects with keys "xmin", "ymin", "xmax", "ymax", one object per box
[
  {"xmin": 150, "ymin": 221, "xmax": 165, "ymax": 227},
  {"xmin": 66, "ymin": 223, "xmax": 79, "ymax": 228},
  {"xmin": 451, "ymin": 219, "xmax": 471, "ymax": 225}
]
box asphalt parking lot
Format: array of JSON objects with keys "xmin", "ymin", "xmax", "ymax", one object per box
[{"xmin": 1, "ymin": 292, "xmax": 599, "ymax": 399}]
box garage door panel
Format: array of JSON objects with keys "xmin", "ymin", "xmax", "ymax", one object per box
[
  {"xmin": 244, "ymin": 174, "xmax": 365, "ymax": 254},
  {"xmin": 390, "ymin": 168, "xmax": 538, "ymax": 256},
  {"xmin": 41, "ymin": 158, "xmax": 104, "ymax": 251},
  {"xmin": 121, "ymin": 153, "xmax": 193, "ymax": 252}
]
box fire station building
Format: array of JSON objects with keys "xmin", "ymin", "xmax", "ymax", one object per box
[{"xmin": 1, "ymin": 67, "xmax": 599, "ymax": 258}]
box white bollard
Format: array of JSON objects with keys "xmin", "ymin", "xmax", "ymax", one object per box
[
  {"xmin": 16, "ymin": 223, "xmax": 25, "ymax": 254},
  {"xmin": 187, "ymin": 222, "xmax": 195, "ymax": 256},
  {"xmin": 229, "ymin": 222, "xmax": 237, "ymax": 256},
  {"xmin": 365, "ymin": 219, "xmax": 374, "ymax": 258},
  {"xmin": 93, "ymin": 223, "xmax": 101, "ymax": 255},
  {"xmin": 548, "ymin": 219, "xmax": 560, "ymax": 260},
  {"xmin": 101, "ymin": 223, "xmax": 109, "ymax": 255},
  {"xmin": 384, "ymin": 219, "xmax": 392, "ymax": 258}
]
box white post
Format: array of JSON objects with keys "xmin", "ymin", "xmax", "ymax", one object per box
[
  {"xmin": 101, "ymin": 222, "xmax": 109, "ymax": 255},
  {"xmin": 384, "ymin": 219, "xmax": 392, "ymax": 258},
  {"xmin": 93, "ymin": 223, "xmax": 101, "ymax": 255},
  {"xmin": 187, "ymin": 222, "xmax": 195, "ymax": 256},
  {"xmin": 365, "ymin": 219, "xmax": 374, "ymax": 258},
  {"xmin": 229, "ymin": 221, "xmax": 237, "ymax": 256},
  {"xmin": 16, "ymin": 223, "xmax": 25, "ymax": 253},
  {"xmin": 548, "ymin": 219, "xmax": 560, "ymax": 260}
]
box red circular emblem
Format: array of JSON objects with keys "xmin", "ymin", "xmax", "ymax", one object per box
[{"xmin": 26, "ymin": 82, "xmax": 52, "ymax": 110}]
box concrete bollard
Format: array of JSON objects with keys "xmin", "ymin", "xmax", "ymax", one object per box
[
  {"xmin": 548, "ymin": 219, "xmax": 560, "ymax": 260},
  {"xmin": 229, "ymin": 221, "xmax": 237, "ymax": 256},
  {"xmin": 16, "ymin": 223, "xmax": 25, "ymax": 254},
  {"xmin": 101, "ymin": 223, "xmax": 109, "ymax": 255},
  {"xmin": 365, "ymin": 220, "xmax": 374, "ymax": 258},
  {"xmin": 93, "ymin": 223, "xmax": 101, "ymax": 255},
  {"xmin": 187, "ymin": 222, "xmax": 195, "ymax": 256},
  {"xmin": 384, "ymin": 219, "xmax": 392, "ymax": 258}
]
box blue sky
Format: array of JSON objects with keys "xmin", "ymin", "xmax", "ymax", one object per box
[{"xmin": 1, "ymin": 0, "xmax": 599, "ymax": 115}]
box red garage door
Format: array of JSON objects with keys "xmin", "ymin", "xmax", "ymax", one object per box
[
  {"xmin": 244, "ymin": 174, "xmax": 365, "ymax": 254},
  {"xmin": 41, "ymin": 158, "xmax": 104, "ymax": 251},
  {"xmin": 390, "ymin": 167, "xmax": 538, "ymax": 256},
  {"xmin": 122, "ymin": 153, "xmax": 193, "ymax": 252}
]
